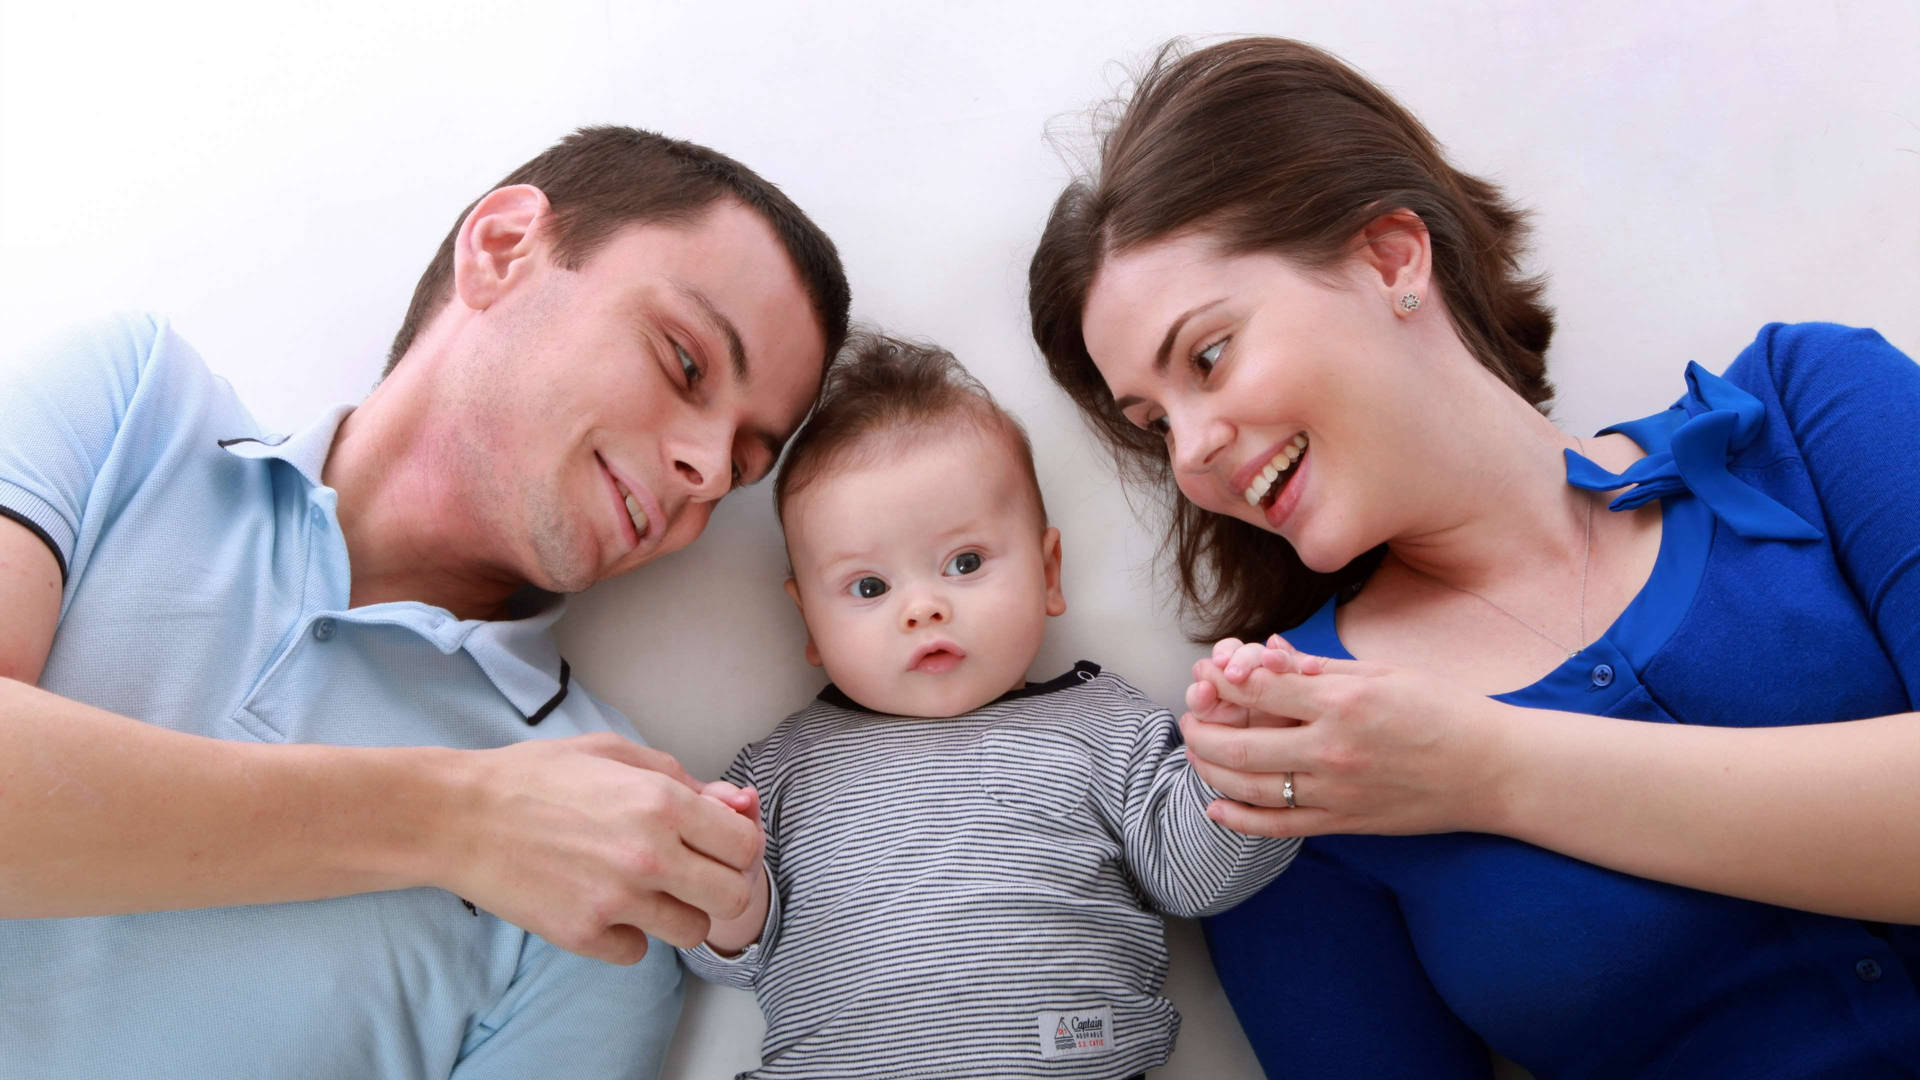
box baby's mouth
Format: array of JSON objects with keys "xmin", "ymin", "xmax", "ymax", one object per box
[
  {"xmin": 909, "ymin": 643, "xmax": 966, "ymax": 673},
  {"xmin": 1242, "ymin": 433, "xmax": 1308, "ymax": 510}
]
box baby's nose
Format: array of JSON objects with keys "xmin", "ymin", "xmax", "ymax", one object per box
[{"xmin": 901, "ymin": 595, "xmax": 951, "ymax": 630}]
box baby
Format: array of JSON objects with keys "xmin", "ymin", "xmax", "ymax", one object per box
[{"xmin": 680, "ymin": 334, "xmax": 1300, "ymax": 1079}]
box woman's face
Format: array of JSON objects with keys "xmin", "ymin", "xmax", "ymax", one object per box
[{"xmin": 1080, "ymin": 230, "xmax": 1418, "ymax": 573}]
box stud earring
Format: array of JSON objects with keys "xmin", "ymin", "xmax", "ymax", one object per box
[{"xmin": 1398, "ymin": 292, "xmax": 1421, "ymax": 313}]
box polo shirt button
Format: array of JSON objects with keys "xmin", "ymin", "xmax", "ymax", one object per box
[
  {"xmin": 1590, "ymin": 663, "xmax": 1615, "ymax": 688},
  {"xmin": 312, "ymin": 617, "xmax": 336, "ymax": 642},
  {"xmin": 1856, "ymin": 958, "xmax": 1883, "ymax": 982}
]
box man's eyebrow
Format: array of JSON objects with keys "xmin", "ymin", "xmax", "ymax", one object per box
[
  {"xmin": 1112, "ymin": 298, "xmax": 1225, "ymax": 412},
  {"xmin": 674, "ymin": 281, "xmax": 749, "ymax": 385}
]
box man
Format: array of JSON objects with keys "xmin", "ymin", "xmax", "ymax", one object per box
[{"xmin": 0, "ymin": 126, "xmax": 849, "ymax": 1078}]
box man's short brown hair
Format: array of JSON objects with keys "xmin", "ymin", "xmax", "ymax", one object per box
[{"xmin": 385, "ymin": 125, "xmax": 850, "ymax": 376}]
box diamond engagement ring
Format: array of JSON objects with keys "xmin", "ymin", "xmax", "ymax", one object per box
[{"xmin": 1282, "ymin": 772, "xmax": 1297, "ymax": 809}]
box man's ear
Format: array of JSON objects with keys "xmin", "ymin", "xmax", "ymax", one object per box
[
  {"xmin": 1353, "ymin": 208, "xmax": 1432, "ymax": 311},
  {"xmin": 1040, "ymin": 526, "xmax": 1066, "ymax": 617},
  {"xmin": 452, "ymin": 184, "xmax": 552, "ymax": 312},
  {"xmin": 783, "ymin": 577, "xmax": 823, "ymax": 667}
]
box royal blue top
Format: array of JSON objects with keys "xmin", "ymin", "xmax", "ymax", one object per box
[{"xmin": 1203, "ymin": 323, "xmax": 1920, "ymax": 1079}]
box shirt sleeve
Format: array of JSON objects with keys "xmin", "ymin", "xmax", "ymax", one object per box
[
  {"xmin": 452, "ymin": 932, "xmax": 684, "ymax": 1080},
  {"xmin": 1761, "ymin": 323, "xmax": 1920, "ymax": 704},
  {"xmin": 1115, "ymin": 704, "xmax": 1301, "ymax": 918},
  {"xmin": 1204, "ymin": 843, "xmax": 1494, "ymax": 1078},
  {"xmin": 677, "ymin": 741, "xmax": 781, "ymax": 989},
  {"xmin": 0, "ymin": 312, "xmax": 162, "ymax": 582}
]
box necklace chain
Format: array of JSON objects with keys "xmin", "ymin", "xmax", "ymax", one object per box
[{"xmin": 1410, "ymin": 437, "xmax": 1594, "ymax": 660}]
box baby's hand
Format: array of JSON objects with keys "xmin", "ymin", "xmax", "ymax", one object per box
[
  {"xmin": 700, "ymin": 780, "xmax": 762, "ymax": 821},
  {"xmin": 699, "ymin": 781, "xmax": 765, "ymax": 871},
  {"xmin": 1185, "ymin": 635, "xmax": 1324, "ymax": 726}
]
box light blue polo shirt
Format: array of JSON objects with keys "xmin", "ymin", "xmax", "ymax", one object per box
[{"xmin": 0, "ymin": 313, "xmax": 682, "ymax": 1079}]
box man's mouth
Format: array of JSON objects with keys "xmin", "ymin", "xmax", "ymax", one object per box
[
  {"xmin": 1242, "ymin": 433, "xmax": 1308, "ymax": 511},
  {"xmin": 909, "ymin": 642, "xmax": 967, "ymax": 673},
  {"xmin": 618, "ymin": 483, "xmax": 651, "ymax": 539},
  {"xmin": 600, "ymin": 455, "xmax": 652, "ymax": 543}
]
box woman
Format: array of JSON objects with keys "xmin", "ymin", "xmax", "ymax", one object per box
[{"xmin": 1028, "ymin": 37, "xmax": 1920, "ymax": 1078}]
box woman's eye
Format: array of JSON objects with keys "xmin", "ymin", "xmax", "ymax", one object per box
[
  {"xmin": 730, "ymin": 461, "xmax": 745, "ymax": 489},
  {"xmin": 849, "ymin": 576, "xmax": 889, "ymax": 599},
  {"xmin": 944, "ymin": 552, "xmax": 983, "ymax": 576},
  {"xmin": 675, "ymin": 343, "xmax": 700, "ymax": 386},
  {"xmin": 1145, "ymin": 416, "xmax": 1170, "ymax": 438},
  {"xmin": 1194, "ymin": 339, "xmax": 1225, "ymax": 375}
]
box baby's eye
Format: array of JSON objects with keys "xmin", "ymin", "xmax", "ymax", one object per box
[
  {"xmin": 849, "ymin": 576, "xmax": 889, "ymax": 599},
  {"xmin": 944, "ymin": 552, "xmax": 983, "ymax": 576},
  {"xmin": 1193, "ymin": 339, "xmax": 1225, "ymax": 375},
  {"xmin": 675, "ymin": 342, "xmax": 701, "ymax": 386}
]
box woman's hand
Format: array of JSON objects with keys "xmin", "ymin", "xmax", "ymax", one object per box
[{"xmin": 1181, "ymin": 638, "xmax": 1517, "ymax": 838}]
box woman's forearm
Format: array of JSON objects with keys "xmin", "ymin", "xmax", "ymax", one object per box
[{"xmin": 1486, "ymin": 706, "xmax": 1920, "ymax": 922}]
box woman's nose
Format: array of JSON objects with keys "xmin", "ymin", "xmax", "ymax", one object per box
[{"xmin": 1169, "ymin": 410, "xmax": 1233, "ymax": 476}]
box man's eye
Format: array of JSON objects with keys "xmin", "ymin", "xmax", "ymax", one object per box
[
  {"xmin": 944, "ymin": 552, "xmax": 983, "ymax": 576},
  {"xmin": 730, "ymin": 462, "xmax": 744, "ymax": 489},
  {"xmin": 675, "ymin": 343, "xmax": 700, "ymax": 386},
  {"xmin": 1194, "ymin": 339, "xmax": 1225, "ymax": 375},
  {"xmin": 849, "ymin": 576, "xmax": 889, "ymax": 599}
]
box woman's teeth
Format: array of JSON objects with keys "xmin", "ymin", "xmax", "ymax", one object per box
[
  {"xmin": 622, "ymin": 488, "xmax": 650, "ymax": 537},
  {"xmin": 1243, "ymin": 434, "xmax": 1309, "ymax": 506}
]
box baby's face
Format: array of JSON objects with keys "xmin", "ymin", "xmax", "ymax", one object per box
[{"xmin": 782, "ymin": 425, "xmax": 1065, "ymax": 718}]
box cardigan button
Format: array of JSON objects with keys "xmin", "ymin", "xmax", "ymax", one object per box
[{"xmin": 1856, "ymin": 958, "xmax": 1883, "ymax": 982}]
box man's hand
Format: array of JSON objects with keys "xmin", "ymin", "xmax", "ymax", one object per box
[{"xmin": 439, "ymin": 734, "xmax": 765, "ymax": 964}]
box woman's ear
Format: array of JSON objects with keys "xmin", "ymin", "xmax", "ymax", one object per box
[{"xmin": 1354, "ymin": 208, "xmax": 1432, "ymax": 313}]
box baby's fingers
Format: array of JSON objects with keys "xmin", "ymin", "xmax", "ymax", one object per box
[
  {"xmin": 1185, "ymin": 678, "xmax": 1220, "ymax": 714},
  {"xmin": 1210, "ymin": 637, "xmax": 1247, "ymax": 665},
  {"xmin": 1260, "ymin": 646, "xmax": 1326, "ymax": 676},
  {"xmin": 1222, "ymin": 641, "xmax": 1270, "ymax": 683}
]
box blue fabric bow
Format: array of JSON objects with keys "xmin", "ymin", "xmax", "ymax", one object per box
[{"xmin": 1563, "ymin": 361, "xmax": 1824, "ymax": 542}]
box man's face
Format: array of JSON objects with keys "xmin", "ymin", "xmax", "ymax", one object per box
[
  {"xmin": 459, "ymin": 199, "xmax": 827, "ymax": 593},
  {"xmin": 783, "ymin": 425, "xmax": 1066, "ymax": 718}
]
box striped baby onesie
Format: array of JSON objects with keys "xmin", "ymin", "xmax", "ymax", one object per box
[{"xmin": 680, "ymin": 662, "xmax": 1300, "ymax": 1078}]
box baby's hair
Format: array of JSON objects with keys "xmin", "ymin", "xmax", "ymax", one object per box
[{"xmin": 774, "ymin": 330, "xmax": 1047, "ymax": 526}]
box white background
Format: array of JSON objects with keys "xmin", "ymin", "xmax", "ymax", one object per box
[{"xmin": 3, "ymin": 1, "xmax": 1916, "ymax": 1076}]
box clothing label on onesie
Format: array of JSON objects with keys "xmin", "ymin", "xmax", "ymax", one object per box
[{"xmin": 1035, "ymin": 1006, "xmax": 1116, "ymax": 1059}]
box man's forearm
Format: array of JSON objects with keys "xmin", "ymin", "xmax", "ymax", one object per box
[{"xmin": 0, "ymin": 677, "xmax": 456, "ymax": 917}]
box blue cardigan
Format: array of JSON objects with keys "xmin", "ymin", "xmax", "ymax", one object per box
[{"xmin": 1204, "ymin": 324, "xmax": 1920, "ymax": 1078}]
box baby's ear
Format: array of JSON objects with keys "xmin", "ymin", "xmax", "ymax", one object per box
[
  {"xmin": 1041, "ymin": 527, "xmax": 1066, "ymax": 617},
  {"xmin": 783, "ymin": 578, "xmax": 825, "ymax": 667}
]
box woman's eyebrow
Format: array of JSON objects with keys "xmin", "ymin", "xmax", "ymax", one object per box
[
  {"xmin": 1114, "ymin": 298, "xmax": 1226, "ymax": 411},
  {"xmin": 1155, "ymin": 299, "xmax": 1226, "ymax": 371}
]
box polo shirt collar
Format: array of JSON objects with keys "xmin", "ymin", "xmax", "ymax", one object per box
[
  {"xmin": 216, "ymin": 403, "xmax": 354, "ymax": 488},
  {"xmin": 218, "ymin": 406, "xmax": 574, "ymax": 725},
  {"xmin": 463, "ymin": 591, "xmax": 574, "ymax": 724}
]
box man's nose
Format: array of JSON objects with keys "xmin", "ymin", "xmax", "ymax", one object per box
[{"xmin": 672, "ymin": 428, "xmax": 733, "ymax": 501}]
